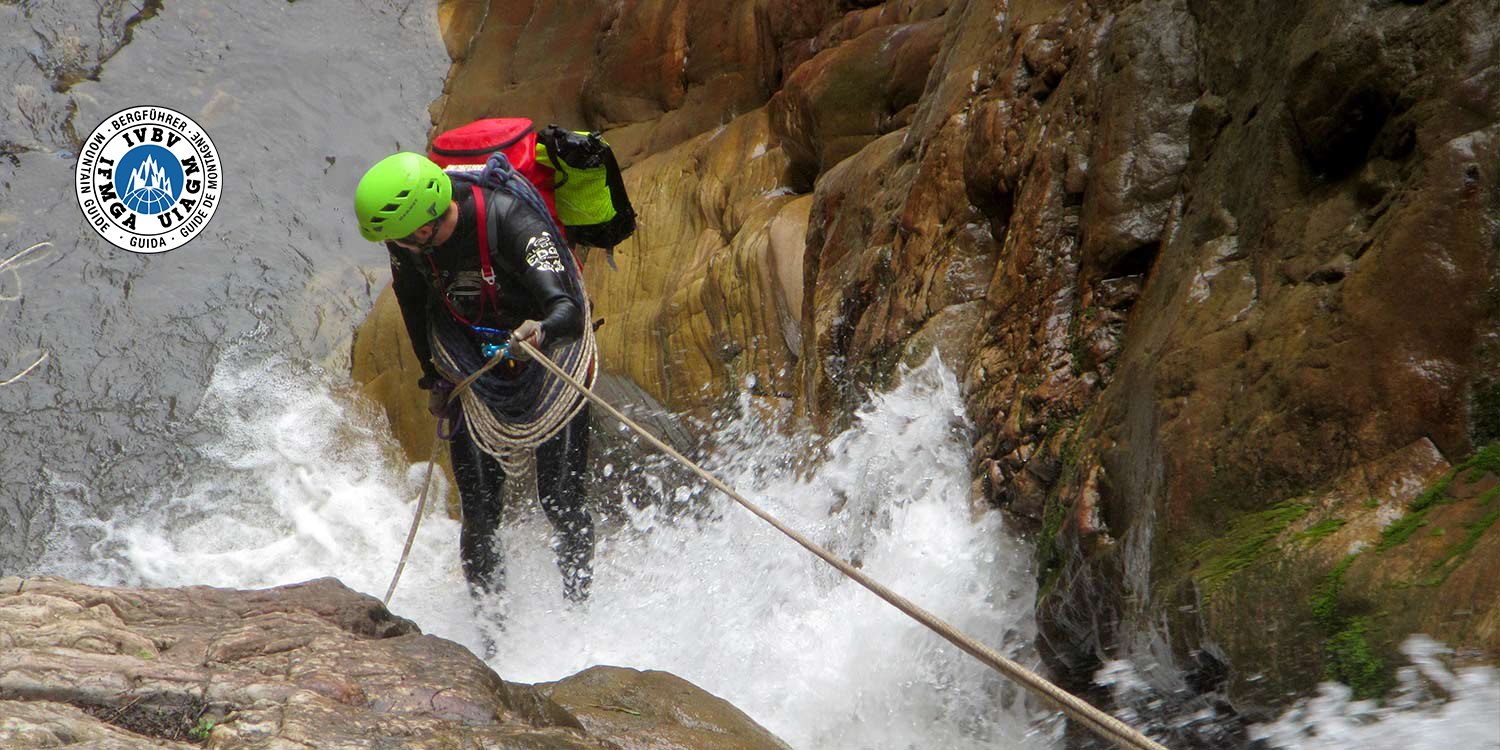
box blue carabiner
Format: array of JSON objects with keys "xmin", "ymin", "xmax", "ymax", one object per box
[{"xmin": 472, "ymin": 326, "xmax": 512, "ymax": 360}]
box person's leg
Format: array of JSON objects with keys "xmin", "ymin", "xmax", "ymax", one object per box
[
  {"xmin": 535, "ymin": 404, "xmax": 594, "ymax": 602},
  {"xmin": 449, "ymin": 422, "xmax": 508, "ymax": 594}
]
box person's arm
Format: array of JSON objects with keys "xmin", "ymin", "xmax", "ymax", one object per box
[
  {"xmin": 387, "ymin": 244, "xmax": 441, "ymax": 386},
  {"xmin": 498, "ymin": 205, "xmax": 585, "ymax": 347}
]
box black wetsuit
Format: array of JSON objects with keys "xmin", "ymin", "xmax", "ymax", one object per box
[{"xmin": 388, "ymin": 181, "xmax": 593, "ymax": 601}]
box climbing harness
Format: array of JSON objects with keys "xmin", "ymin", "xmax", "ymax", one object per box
[
  {"xmin": 386, "ymin": 153, "xmax": 597, "ymax": 604},
  {"xmin": 471, "ymin": 326, "xmax": 511, "ymax": 360},
  {"xmin": 428, "ymin": 306, "xmax": 597, "ymax": 477},
  {"xmin": 502, "ymin": 339, "xmax": 1173, "ymax": 750}
]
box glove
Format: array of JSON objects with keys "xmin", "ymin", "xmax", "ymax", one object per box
[
  {"xmin": 510, "ymin": 320, "xmax": 545, "ymax": 361},
  {"xmin": 427, "ymin": 378, "xmax": 455, "ymax": 416}
]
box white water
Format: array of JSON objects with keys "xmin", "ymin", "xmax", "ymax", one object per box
[
  {"xmin": 1249, "ymin": 636, "xmax": 1500, "ymax": 749},
  {"xmin": 38, "ymin": 353, "xmax": 1057, "ymax": 749},
  {"xmin": 33, "ymin": 352, "xmax": 1500, "ymax": 749}
]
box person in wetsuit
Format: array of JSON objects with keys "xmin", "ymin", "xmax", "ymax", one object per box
[{"xmin": 353, "ymin": 152, "xmax": 594, "ymax": 602}]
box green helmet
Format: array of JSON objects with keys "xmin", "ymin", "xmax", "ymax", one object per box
[{"xmin": 354, "ymin": 152, "xmax": 453, "ymax": 242}]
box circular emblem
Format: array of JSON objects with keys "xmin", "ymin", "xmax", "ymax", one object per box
[{"xmin": 75, "ymin": 106, "xmax": 222, "ymax": 254}]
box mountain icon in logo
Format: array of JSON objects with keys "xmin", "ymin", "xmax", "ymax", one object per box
[
  {"xmin": 122, "ymin": 156, "xmax": 175, "ymax": 215},
  {"xmin": 114, "ymin": 144, "xmax": 185, "ymax": 217}
]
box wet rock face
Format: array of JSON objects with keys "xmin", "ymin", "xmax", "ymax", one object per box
[
  {"xmin": 979, "ymin": 0, "xmax": 1500, "ymax": 709},
  {"xmin": 0, "ymin": 0, "xmax": 158, "ymax": 156},
  {"xmin": 358, "ymin": 0, "xmax": 1500, "ymax": 719},
  {"xmin": 0, "ymin": 577, "xmax": 788, "ymax": 749}
]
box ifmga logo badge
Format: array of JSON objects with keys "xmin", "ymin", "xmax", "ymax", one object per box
[{"xmin": 75, "ymin": 106, "xmax": 222, "ymax": 254}]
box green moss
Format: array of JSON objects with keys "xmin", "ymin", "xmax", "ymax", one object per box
[
  {"xmin": 1378, "ymin": 513, "xmax": 1430, "ymax": 551},
  {"xmin": 1325, "ymin": 617, "xmax": 1393, "ymax": 699},
  {"xmin": 1192, "ymin": 500, "xmax": 1313, "ymax": 599},
  {"xmin": 1377, "ymin": 479, "xmax": 1455, "ymax": 552},
  {"xmin": 188, "ymin": 717, "xmax": 215, "ymax": 741},
  {"xmin": 1481, "ymin": 485, "xmax": 1500, "ymax": 508},
  {"xmin": 1305, "ymin": 554, "xmax": 1396, "ymax": 699},
  {"xmin": 1295, "ymin": 518, "xmax": 1348, "ymax": 544},
  {"xmin": 1378, "ymin": 443, "xmax": 1500, "ymax": 553},
  {"xmin": 1419, "ymin": 506, "xmax": 1500, "ymax": 587},
  {"xmin": 1034, "ymin": 419, "xmax": 1089, "ymax": 587},
  {"xmin": 1309, "ymin": 554, "xmax": 1357, "ymax": 626},
  {"xmin": 1038, "ymin": 490, "xmax": 1070, "ymax": 581},
  {"xmin": 1459, "ymin": 442, "xmax": 1500, "ymax": 482}
]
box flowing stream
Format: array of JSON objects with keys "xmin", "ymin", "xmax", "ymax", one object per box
[
  {"xmin": 35, "ymin": 351, "xmax": 1059, "ymax": 749},
  {"xmin": 4, "ymin": 2, "xmax": 1496, "ymax": 749},
  {"xmin": 30, "ymin": 349, "xmax": 1500, "ymax": 749}
]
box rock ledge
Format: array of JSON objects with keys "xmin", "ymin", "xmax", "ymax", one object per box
[{"xmin": 0, "ymin": 576, "xmax": 788, "ymax": 750}]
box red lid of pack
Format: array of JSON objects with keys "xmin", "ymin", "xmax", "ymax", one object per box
[{"xmin": 429, "ymin": 118, "xmax": 536, "ymax": 170}]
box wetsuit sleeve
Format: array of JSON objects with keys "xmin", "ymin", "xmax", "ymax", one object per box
[
  {"xmin": 387, "ymin": 243, "xmax": 440, "ymax": 385},
  {"xmin": 496, "ymin": 206, "xmax": 585, "ymax": 344}
]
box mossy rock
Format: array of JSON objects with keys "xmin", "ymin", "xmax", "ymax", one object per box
[{"xmin": 1167, "ymin": 442, "xmax": 1500, "ymax": 711}]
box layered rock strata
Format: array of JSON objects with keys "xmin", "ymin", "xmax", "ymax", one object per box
[{"xmin": 0, "ymin": 577, "xmax": 789, "ymax": 750}]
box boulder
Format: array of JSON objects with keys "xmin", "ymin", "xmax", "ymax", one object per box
[
  {"xmin": 431, "ymin": 0, "xmax": 606, "ymax": 135},
  {"xmin": 769, "ymin": 17, "xmax": 946, "ymax": 183},
  {"xmin": 0, "ymin": 577, "xmax": 788, "ymax": 750}
]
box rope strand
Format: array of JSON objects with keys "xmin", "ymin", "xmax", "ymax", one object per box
[{"xmin": 512, "ymin": 339, "xmax": 1170, "ymax": 750}]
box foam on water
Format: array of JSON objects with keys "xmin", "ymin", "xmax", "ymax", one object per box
[
  {"xmin": 474, "ymin": 357, "xmax": 1056, "ymax": 749},
  {"xmin": 1250, "ymin": 636, "xmax": 1500, "ymax": 749},
  {"xmin": 37, "ymin": 354, "xmax": 488, "ymax": 650},
  {"xmin": 35, "ymin": 352, "xmax": 1057, "ymax": 748},
  {"xmin": 32, "ymin": 351, "xmax": 1499, "ymax": 750}
]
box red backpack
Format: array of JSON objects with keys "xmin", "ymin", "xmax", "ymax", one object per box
[
  {"xmin": 428, "ymin": 118, "xmax": 565, "ymax": 234},
  {"xmin": 430, "ymin": 117, "xmax": 636, "ymax": 263}
]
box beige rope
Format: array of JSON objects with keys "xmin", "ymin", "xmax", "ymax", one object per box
[
  {"xmin": 431, "ymin": 309, "xmax": 598, "ymax": 476},
  {"xmin": 383, "ymin": 349, "xmax": 509, "ymax": 605},
  {"xmin": 513, "ymin": 339, "xmax": 1170, "ymax": 750},
  {"xmin": 0, "ymin": 242, "xmax": 52, "ymax": 387},
  {"xmin": 384, "ymin": 438, "xmax": 441, "ymax": 605},
  {"xmin": 457, "ymin": 322, "xmax": 596, "ymax": 475}
]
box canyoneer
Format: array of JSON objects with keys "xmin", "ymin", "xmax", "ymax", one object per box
[{"xmin": 354, "ymin": 150, "xmax": 598, "ymax": 603}]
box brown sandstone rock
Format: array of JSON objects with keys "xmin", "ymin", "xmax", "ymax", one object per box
[
  {"xmin": 770, "ymin": 18, "xmax": 946, "ymax": 183},
  {"xmin": 432, "ymin": 0, "xmax": 605, "ymax": 135},
  {"xmin": 776, "ymin": 0, "xmax": 1500, "ymax": 717},
  {"xmin": 582, "ymin": 108, "xmax": 803, "ymax": 418},
  {"xmin": 966, "ymin": 0, "xmax": 1500, "ymax": 712},
  {"xmin": 536, "ymin": 667, "xmax": 792, "ymax": 750},
  {"xmin": 0, "ymin": 577, "xmax": 787, "ymax": 750}
]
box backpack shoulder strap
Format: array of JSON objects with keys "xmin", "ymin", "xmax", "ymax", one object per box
[{"xmin": 470, "ymin": 184, "xmax": 500, "ymax": 308}]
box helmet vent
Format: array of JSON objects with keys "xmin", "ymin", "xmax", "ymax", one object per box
[
  {"xmin": 380, "ymin": 202, "xmax": 401, "ymax": 213},
  {"xmin": 395, "ymin": 189, "xmax": 411, "ymax": 199}
]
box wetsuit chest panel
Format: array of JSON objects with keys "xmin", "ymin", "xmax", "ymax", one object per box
[{"xmin": 421, "ymin": 189, "xmax": 547, "ymax": 328}]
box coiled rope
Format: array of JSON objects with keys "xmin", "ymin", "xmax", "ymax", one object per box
[
  {"xmin": 433, "ymin": 150, "xmax": 599, "ymax": 476},
  {"xmin": 428, "ymin": 312, "xmax": 597, "ymax": 475},
  {"xmin": 510, "ymin": 339, "xmax": 1171, "ymax": 750}
]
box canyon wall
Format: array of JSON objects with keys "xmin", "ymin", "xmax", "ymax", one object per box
[{"xmin": 355, "ymin": 0, "xmax": 1500, "ymax": 717}]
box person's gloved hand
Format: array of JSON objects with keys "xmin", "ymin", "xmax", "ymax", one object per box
[
  {"xmin": 427, "ymin": 378, "xmax": 455, "ymax": 416},
  {"xmin": 510, "ymin": 320, "xmax": 545, "ymax": 361}
]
